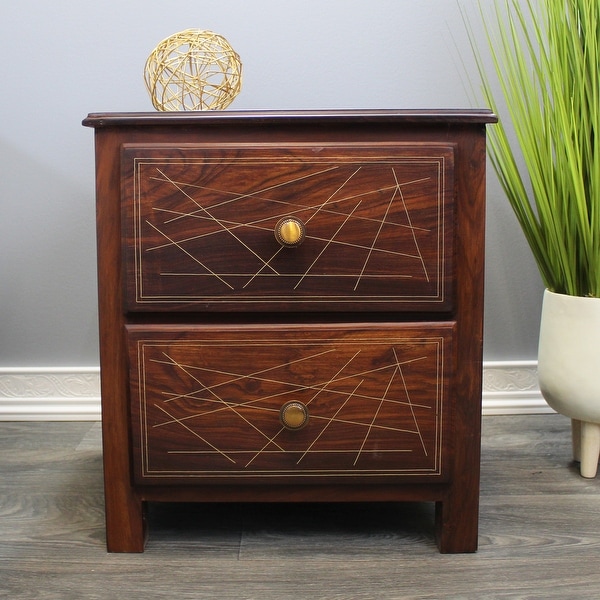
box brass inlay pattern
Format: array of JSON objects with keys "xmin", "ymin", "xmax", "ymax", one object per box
[
  {"xmin": 130, "ymin": 330, "xmax": 450, "ymax": 479},
  {"xmin": 126, "ymin": 145, "xmax": 453, "ymax": 305}
]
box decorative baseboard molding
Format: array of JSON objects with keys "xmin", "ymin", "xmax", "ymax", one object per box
[
  {"xmin": 0, "ymin": 367, "xmax": 101, "ymax": 421},
  {"xmin": 0, "ymin": 362, "xmax": 551, "ymax": 421},
  {"xmin": 482, "ymin": 360, "xmax": 553, "ymax": 415}
]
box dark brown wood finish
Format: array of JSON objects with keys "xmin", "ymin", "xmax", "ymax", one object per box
[
  {"xmin": 93, "ymin": 127, "xmax": 146, "ymax": 552},
  {"xmin": 84, "ymin": 109, "xmax": 496, "ymax": 553},
  {"xmin": 121, "ymin": 142, "xmax": 455, "ymax": 312},
  {"xmin": 126, "ymin": 322, "xmax": 454, "ymax": 484}
]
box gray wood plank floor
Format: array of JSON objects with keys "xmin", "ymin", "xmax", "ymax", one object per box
[{"xmin": 1, "ymin": 414, "xmax": 599, "ymax": 599}]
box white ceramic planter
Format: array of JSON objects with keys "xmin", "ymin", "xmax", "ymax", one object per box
[{"xmin": 538, "ymin": 289, "xmax": 600, "ymax": 477}]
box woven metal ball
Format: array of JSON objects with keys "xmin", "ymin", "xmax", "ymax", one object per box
[{"xmin": 144, "ymin": 29, "xmax": 242, "ymax": 111}]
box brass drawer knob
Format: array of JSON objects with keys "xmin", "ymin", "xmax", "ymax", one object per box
[
  {"xmin": 279, "ymin": 401, "xmax": 309, "ymax": 430},
  {"xmin": 275, "ymin": 217, "xmax": 306, "ymax": 247}
]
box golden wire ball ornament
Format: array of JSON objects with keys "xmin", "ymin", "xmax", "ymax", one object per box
[{"xmin": 144, "ymin": 29, "xmax": 242, "ymax": 111}]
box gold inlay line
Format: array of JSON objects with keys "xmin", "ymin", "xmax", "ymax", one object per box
[
  {"xmin": 145, "ymin": 220, "xmax": 233, "ymax": 289},
  {"xmin": 155, "ymin": 168, "xmax": 280, "ymax": 276},
  {"xmin": 240, "ymin": 350, "xmax": 362, "ymax": 467},
  {"xmin": 297, "ymin": 379, "xmax": 364, "ymax": 465},
  {"xmin": 153, "ymin": 165, "xmax": 341, "ymax": 224},
  {"xmin": 353, "ymin": 367, "xmax": 397, "ymax": 466},
  {"xmin": 394, "ymin": 347, "xmax": 428, "ymax": 456},
  {"xmin": 354, "ymin": 173, "xmax": 399, "ymax": 291},
  {"xmin": 393, "ymin": 168, "xmax": 430, "ymax": 282},
  {"xmin": 154, "ymin": 404, "xmax": 237, "ymax": 464},
  {"xmin": 294, "ymin": 201, "xmax": 362, "ymax": 289},
  {"xmin": 160, "ymin": 352, "xmax": 288, "ymax": 452}
]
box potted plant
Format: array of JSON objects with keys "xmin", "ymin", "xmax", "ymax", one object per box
[{"xmin": 471, "ymin": 0, "xmax": 600, "ymax": 476}]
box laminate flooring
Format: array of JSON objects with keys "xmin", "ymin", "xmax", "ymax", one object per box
[{"xmin": 1, "ymin": 414, "xmax": 599, "ymax": 599}]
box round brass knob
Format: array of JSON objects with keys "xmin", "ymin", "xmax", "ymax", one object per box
[
  {"xmin": 279, "ymin": 401, "xmax": 309, "ymax": 430},
  {"xmin": 274, "ymin": 217, "xmax": 306, "ymax": 247}
]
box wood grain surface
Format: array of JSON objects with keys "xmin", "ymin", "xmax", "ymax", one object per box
[
  {"xmin": 2, "ymin": 414, "xmax": 600, "ymax": 599},
  {"xmin": 126, "ymin": 323, "xmax": 453, "ymax": 483},
  {"xmin": 121, "ymin": 143, "xmax": 455, "ymax": 312},
  {"xmin": 85, "ymin": 111, "xmax": 492, "ymax": 553}
]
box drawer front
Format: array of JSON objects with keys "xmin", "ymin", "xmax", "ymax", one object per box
[
  {"xmin": 122, "ymin": 143, "xmax": 455, "ymax": 312},
  {"xmin": 127, "ymin": 323, "xmax": 454, "ymax": 484}
]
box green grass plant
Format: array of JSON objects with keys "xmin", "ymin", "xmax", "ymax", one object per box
[{"xmin": 470, "ymin": 0, "xmax": 600, "ymax": 297}]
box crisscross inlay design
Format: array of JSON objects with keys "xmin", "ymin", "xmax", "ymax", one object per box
[
  {"xmin": 128, "ymin": 325, "xmax": 453, "ymax": 481},
  {"xmin": 122, "ymin": 144, "xmax": 454, "ymax": 310}
]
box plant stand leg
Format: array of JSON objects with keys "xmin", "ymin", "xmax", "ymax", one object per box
[
  {"xmin": 579, "ymin": 421, "xmax": 600, "ymax": 478},
  {"xmin": 572, "ymin": 419, "xmax": 582, "ymax": 462}
]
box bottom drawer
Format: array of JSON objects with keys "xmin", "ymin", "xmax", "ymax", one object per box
[{"xmin": 126, "ymin": 322, "xmax": 455, "ymax": 484}]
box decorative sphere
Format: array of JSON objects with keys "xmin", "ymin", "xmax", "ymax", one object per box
[{"xmin": 144, "ymin": 29, "xmax": 242, "ymax": 111}]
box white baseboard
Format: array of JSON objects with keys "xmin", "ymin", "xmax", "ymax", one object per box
[
  {"xmin": 0, "ymin": 362, "xmax": 551, "ymax": 421},
  {"xmin": 482, "ymin": 360, "xmax": 553, "ymax": 415},
  {"xmin": 0, "ymin": 367, "xmax": 101, "ymax": 421}
]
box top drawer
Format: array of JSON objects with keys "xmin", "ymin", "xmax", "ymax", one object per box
[{"xmin": 122, "ymin": 143, "xmax": 455, "ymax": 312}]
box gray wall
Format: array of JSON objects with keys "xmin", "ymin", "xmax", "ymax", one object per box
[{"xmin": 0, "ymin": 0, "xmax": 543, "ymax": 368}]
